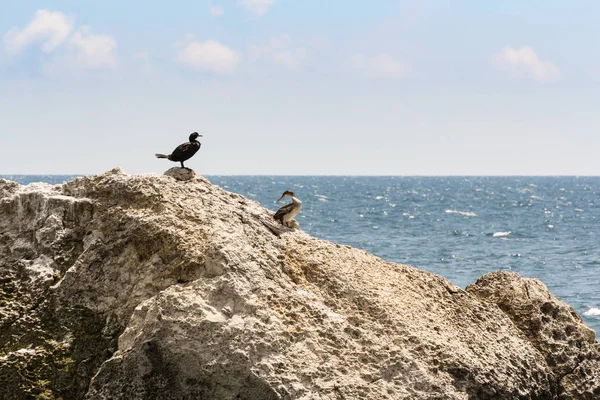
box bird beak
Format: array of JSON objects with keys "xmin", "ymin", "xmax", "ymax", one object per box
[{"xmin": 276, "ymin": 195, "xmax": 285, "ymax": 202}]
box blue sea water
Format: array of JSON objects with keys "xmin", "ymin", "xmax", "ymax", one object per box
[{"xmin": 3, "ymin": 175, "xmax": 600, "ymax": 337}]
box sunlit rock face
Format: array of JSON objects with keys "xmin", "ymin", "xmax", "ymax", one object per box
[
  {"xmin": 0, "ymin": 169, "xmax": 597, "ymax": 399},
  {"xmin": 163, "ymin": 166, "xmax": 196, "ymax": 181},
  {"xmin": 467, "ymin": 271, "xmax": 600, "ymax": 399}
]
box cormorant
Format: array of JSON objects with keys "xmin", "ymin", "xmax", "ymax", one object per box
[
  {"xmin": 155, "ymin": 132, "xmax": 202, "ymax": 169},
  {"xmin": 273, "ymin": 190, "xmax": 302, "ymax": 227}
]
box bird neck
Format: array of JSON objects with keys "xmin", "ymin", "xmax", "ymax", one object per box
[{"xmin": 291, "ymin": 196, "xmax": 301, "ymax": 205}]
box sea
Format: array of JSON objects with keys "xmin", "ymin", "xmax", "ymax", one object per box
[{"xmin": 3, "ymin": 175, "xmax": 600, "ymax": 338}]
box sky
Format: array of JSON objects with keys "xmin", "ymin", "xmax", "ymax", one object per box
[{"xmin": 1, "ymin": 0, "xmax": 599, "ymax": 175}]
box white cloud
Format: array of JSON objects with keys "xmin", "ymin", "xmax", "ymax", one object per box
[
  {"xmin": 210, "ymin": 5, "xmax": 225, "ymax": 17},
  {"xmin": 175, "ymin": 36, "xmax": 240, "ymax": 74},
  {"xmin": 349, "ymin": 54, "xmax": 410, "ymax": 79},
  {"xmin": 249, "ymin": 35, "xmax": 307, "ymax": 70},
  {"xmin": 69, "ymin": 26, "xmax": 117, "ymax": 69},
  {"xmin": 493, "ymin": 46, "xmax": 559, "ymax": 82},
  {"xmin": 2, "ymin": 9, "xmax": 118, "ymax": 72},
  {"xmin": 240, "ymin": 0, "xmax": 275, "ymax": 16},
  {"xmin": 3, "ymin": 9, "xmax": 73, "ymax": 55}
]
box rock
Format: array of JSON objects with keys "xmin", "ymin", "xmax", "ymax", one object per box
[
  {"xmin": 0, "ymin": 169, "xmax": 597, "ymax": 399},
  {"xmin": 0, "ymin": 179, "xmax": 19, "ymax": 198},
  {"xmin": 467, "ymin": 271, "xmax": 600, "ymax": 399},
  {"xmin": 163, "ymin": 167, "xmax": 197, "ymax": 181}
]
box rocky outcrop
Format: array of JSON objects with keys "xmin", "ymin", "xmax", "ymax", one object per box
[
  {"xmin": 0, "ymin": 168, "xmax": 598, "ymax": 399},
  {"xmin": 467, "ymin": 272, "xmax": 600, "ymax": 399}
]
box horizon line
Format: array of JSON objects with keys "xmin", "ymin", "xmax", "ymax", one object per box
[{"xmin": 3, "ymin": 173, "xmax": 600, "ymax": 178}]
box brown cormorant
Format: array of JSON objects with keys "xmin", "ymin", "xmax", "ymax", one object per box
[
  {"xmin": 155, "ymin": 132, "xmax": 202, "ymax": 169},
  {"xmin": 274, "ymin": 190, "xmax": 302, "ymax": 227}
]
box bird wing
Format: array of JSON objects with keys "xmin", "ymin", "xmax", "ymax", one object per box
[
  {"xmin": 171, "ymin": 142, "xmax": 191, "ymax": 158},
  {"xmin": 274, "ymin": 203, "xmax": 295, "ymax": 220},
  {"xmin": 170, "ymin": 141, "xmax": 200, "ymax": 161}
]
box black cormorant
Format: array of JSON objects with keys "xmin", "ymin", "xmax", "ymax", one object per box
[
  {"xmin": 155, "ymin": 132, "xmax": 202, "ymax": 169},
  {"xmin": 273, "ymin": 190, "xmax": 302, "ymax": 227}
]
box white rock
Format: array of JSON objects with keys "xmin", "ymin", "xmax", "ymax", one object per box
[{"xmin": 0, "ymin": 169, "xmax": 597, "ymax": 400}]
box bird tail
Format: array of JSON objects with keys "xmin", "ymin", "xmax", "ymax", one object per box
[{"xmin": 155, "ymin": 153, "xmax": 169, "ymax": 159}]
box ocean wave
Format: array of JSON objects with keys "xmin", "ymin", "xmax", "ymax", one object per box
[
  {"xmin": 492, "ymin": 231, "xmax": 511, "ymax": 237},
  {"xmin": 452, "ymin": 230, "xmax": 472, "ymax": 237},
  {"xmin": 583, "ymin": 308, "xmax": 600, "ymax": 316},
  {"xmin": 445, "ymin": 209, "xmax": 477, "ymax": 217}
]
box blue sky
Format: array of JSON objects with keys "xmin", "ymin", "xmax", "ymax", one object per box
[{"xmin": 1, "ymin": 1, "xmax": 599, "ymax": 175}]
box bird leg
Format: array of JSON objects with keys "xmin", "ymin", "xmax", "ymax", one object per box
[{"xmin": 180, "ymin": 161, "xmax": 185, "ymax": 169}]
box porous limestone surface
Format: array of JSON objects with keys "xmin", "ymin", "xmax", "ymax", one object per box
[
  {"xmin": 467, "ymin": 272, "xmax": 600, "ymax": 399},
  {"xmin": 163, "ymin": 166, "xmax": 196, "ymax": 181},
  {"xmin": 0, "ymin": 169, "xmax": 598, "ymax": 399}
]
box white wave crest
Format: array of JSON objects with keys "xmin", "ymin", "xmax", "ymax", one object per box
[
  {"xmin": 583, "ymin": 307, "xmax": 600, "ymax": 316},
  {"xmin": 445, "ymin": 209, "xmax": 477, "ymax": 217},
  {"xmin": 493, "ymin": 231, "xmax": 511, "ymax": 237}
]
